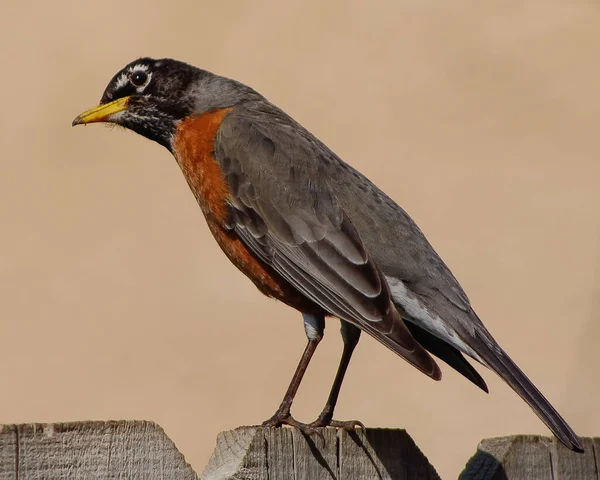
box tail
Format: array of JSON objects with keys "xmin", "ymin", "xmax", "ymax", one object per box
[
  {"xmin": 472, "ymin": 330, "xmax": 584, "ymax": 452},
  {"xmin": 406, "ymin": 321, "xmax": 488, "ymax": 392}
]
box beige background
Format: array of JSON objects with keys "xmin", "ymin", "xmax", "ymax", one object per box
[{"xmin": 1, "ymin": 1, "xmax": 599, "ymax": 478}]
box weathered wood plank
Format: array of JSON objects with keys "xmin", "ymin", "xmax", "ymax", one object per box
[
  {"xmin": 0, "ymin": 421, "xmax": 197, "ymax": 480},
  {"xmin": 500, "ymin": 436, "xmax": 553, "ymax": 479},
  {"xmin": 1, "ymin": 422, "xmax": 438, "ymax": 480},
  {"xmin": 200, "ymin": 426, "xmax": 440, "ymax": 480},
  {"xmin": 0, "ymin": 425, "xmax": 17, "ymax": 480},
  {"xmin": 265, "ymin": 427, "xmax": 295, "ymax": 480},
  {"xmin": 199, "ymin": 427, "xmax": 266, "ymax": 479},
  {"xmin": 3, "ymin": 421, "xmax": 597, "ymax": 479},
  {"xmin": 594, "ymin": 438, "xmax": 600, "ymax": 476},
  {"xmin": 290, "ymin": 428, "xmax": 338, "ymax": 480},
  {"xmin": 552, "ymin": 437, "xmax": 599, "ymax": 479},
  {"xmin": 339, "ymin": 429, "xmax": 440, "ymax": 480},
  {"xmin": 460, "ymin": 435, "xmax": 600, "ymax": 480}
]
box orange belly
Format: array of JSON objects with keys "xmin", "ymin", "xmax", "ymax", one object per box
[{"xmin": 172, "ymin": 108, "xmax": 316, "ymax": 313}]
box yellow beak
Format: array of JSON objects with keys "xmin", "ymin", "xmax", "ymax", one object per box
[{"xmin": 72, "ymin": 96, "xmax": 131, "ymax": 126}]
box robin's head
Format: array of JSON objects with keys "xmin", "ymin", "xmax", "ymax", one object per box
[{"xmin": 72, "ymin": 57, "xmax": 258, "ymax": 150}]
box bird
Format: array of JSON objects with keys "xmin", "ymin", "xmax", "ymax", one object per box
[{"xmin": 72, "ymin": 57, "xmax": 583, "ymax": 452}]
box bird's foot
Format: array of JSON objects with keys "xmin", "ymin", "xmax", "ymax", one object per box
[
  {"xmin": 262, "ymin": 411, "xmax": 324, "ymax": 440},
  {"xmin": 308, "ymin": 410, "xmax": 365, "ymax": 430},
  {"xmin": 312, "ymin": 419, "xmax": 365, "ymax": 429}
]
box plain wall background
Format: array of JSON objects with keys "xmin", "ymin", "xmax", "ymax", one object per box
[{"xmin": 1, "ymin": 1, "xmax": 598, "ymax": 477}]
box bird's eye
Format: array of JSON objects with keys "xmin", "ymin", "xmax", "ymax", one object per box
[{"xmin": 130, "ymin": 71, "xmax": 149, "ymax": 87}]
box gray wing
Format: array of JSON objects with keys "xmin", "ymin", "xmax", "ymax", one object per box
[{"xmin": 214, "ymin": 108, "xmax": 440, "ymax": 380}]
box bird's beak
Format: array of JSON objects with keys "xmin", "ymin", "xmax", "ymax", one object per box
[{"xmin": 72, "ymin": 96, "xmax": 131, "ymax": 126}]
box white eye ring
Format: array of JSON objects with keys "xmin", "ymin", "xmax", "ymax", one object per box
[{"xmin": 130, "ymin": 70, "xmax": 150, "ymax": 89}]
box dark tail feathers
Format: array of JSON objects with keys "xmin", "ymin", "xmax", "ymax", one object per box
[
  {"xmin": 407, "ymin": 322, "xmax": 488, "ymax": 393},
  {"xmin": 473, "ymin": 331, "xmax": 583, "ymax": 453}
]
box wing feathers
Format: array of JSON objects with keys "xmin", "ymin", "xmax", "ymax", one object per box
[{"xmin": 215, "ymin": 111, "xmax": 440, "ymax": 379}]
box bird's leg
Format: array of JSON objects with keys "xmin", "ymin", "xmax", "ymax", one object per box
[
  {"xmin": 310, "ymin": 320, "xmax": 364, "ymax": 429},
  {"xmin": 262, "ymin": 313, "xmax": 325, "ymax": 434}
]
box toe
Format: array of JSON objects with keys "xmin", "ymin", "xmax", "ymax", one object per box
[{"xmin": 310, "ymin": 417, "xmax": 365, "ymax": 430}]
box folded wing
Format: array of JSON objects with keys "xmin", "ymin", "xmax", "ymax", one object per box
[{"xmin": 214, "ymin": 111, "xmax": 440, "ymax": 380}]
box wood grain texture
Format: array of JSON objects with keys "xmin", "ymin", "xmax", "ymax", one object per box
[
  {"xmin": 460, "ymin": 435, "xmax": 600, "ymax": 479},
  {"xmin": 0, "ymin": 421, "xmax": 197, "ymax": 480},
  {"xmin": 2, "ymin": 421, "xmax": 597, "ymax": 479},
  {"xmin": 200, "ymin": 426, "xmax": 440, "ymax": 480}
]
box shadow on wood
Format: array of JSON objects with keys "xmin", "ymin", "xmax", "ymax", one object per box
[
  {"xmin": 199, "ymin": 427, "xmax": 440, "ymax": 480},
  {"xmin": 460, "ymin": 435, "xmax": 600, "ymax": 480}
]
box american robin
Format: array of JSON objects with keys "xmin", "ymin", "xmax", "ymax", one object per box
[{"xmin": 73, "ymin": 57, "xmax": 583, "ymax": 452}]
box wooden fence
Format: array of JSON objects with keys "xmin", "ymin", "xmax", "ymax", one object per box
[{"xmin": 0, "ymin": 421, "xmax": 597, "ymax": 479}]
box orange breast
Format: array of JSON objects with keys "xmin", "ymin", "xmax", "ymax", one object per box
[
  {"xmin": 172, "ymin": 108, "xmax": 233, "ymax": 224},
  {"xmin": 172, "ymin": 108, "xmax": 316, "ymax": 312}
]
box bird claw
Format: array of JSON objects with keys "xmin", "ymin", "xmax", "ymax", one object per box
[
  {"xmin": 310, "ymin": 419, "xmax": 366, "ymax": 430},
  {"xmin": 309, "ymin": 416, "xmax": 365, "ymax": 430},
  {"xmin": 262, "ymin": 412, "xmax": 326, "ymax": 442}
]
